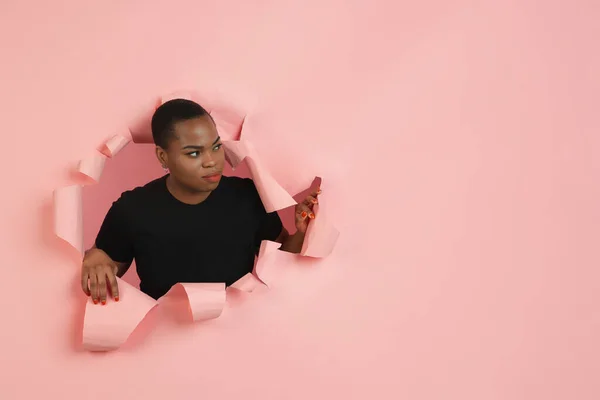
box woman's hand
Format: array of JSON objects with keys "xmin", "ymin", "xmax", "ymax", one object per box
[
  {"xmin": 294, "ymin": 187, "xmax": 321, "ymax": 233},
  {"xmin": 80, "ymin": 247, "xmax": 120, "ymax": 305}
]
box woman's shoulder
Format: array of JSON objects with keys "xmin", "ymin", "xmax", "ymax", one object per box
[{"xmin": 113, "ymin": 176, "xmax": 167, "ymax": 207}]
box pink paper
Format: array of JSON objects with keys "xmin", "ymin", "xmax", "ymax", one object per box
[
  {"xmin": 128, "ymin": 97, "xmax": 161, "ymax": 143},
  {"xmin": 78, "ymin": 152, "xmax": 106, "ymax": 183},
  {"xmin": 300, "ymin": 192, "xmax": 340, "ymax": 257},
  {"xmin": 128, "ymin": 93, "xmax": 245, "ymax": 143},
  {"xmin": 226, "ymin": 273, "xmax": 266, "ymax": 305},
  {"xmin": 100, "ymin": 134, "xmax": 130, "ymax": 158},
  {"xmin": 223, "ymin": 140, "xmax": 297, "ymax": 212},
  {"xmin": 190, "ymin": 91, "xmax": 213, "ymax": 113},
  {"xmin": 161, "ymin": 90, "xmax": 192, "ymax": 104},
  {"xmin": 160, "ymin": 282, "xmax": 226, "ymax": 322},
  {"xmin": 230, "ymin": 272, "xmax": 262, "ymax": 293},
  {"xmin": 211, "ymin": 107, "xmax": 245, "ymax": 141},
  {"xmin": 253, "ymin": 240, "xmax": 284, "ymax": 287},
  {"xmin": 54, "ymin": 92, "xmax": 340, "ymax": 353},
  {"xmin": 82, "ymin": 278, "xmax": 158, "ymax": 351},
  {"xmin": 53, "ymin": 185, "xmax": 83, "ymax": 255}
]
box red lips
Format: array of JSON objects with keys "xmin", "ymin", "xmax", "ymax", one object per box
[{"xmin": 202, "ymin": 173, "xmax": 221, "ymax": 182}]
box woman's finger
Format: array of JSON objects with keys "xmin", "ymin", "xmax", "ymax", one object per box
[
  {"xmin": 106, "ymin": 267, "xmax": 120, "ymax": 301},
  {"xmin": 81, "ymin": 269, "xmax": 90, "ymax": 296},
  {"xmin": 97, "ymin": 270, "xmax": 107, "ymax": 305},
  {"xmin": 296, "ymin": 203, "xmax": 314, "ymax": 220},
  {"xmin": 303, "ymin": 195, "xmax": 318, "ymax": 207},
  {"xmin": 89, "ymin": 272, "xmax": 99, "ymax": 304}
]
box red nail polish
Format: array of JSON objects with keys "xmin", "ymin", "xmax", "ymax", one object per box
[
  {"xmin": 309, "ymin": 213, "xmax": 315, "ymax": 219},
  {"xmin": 312, "ymin": 199, "xmax": 318, "ymax": 204},
  {"xmin": 93, "ymin": 299, "xmax": 98, "ymax": 304},
  {"xmin": 101, "ymin": 300, "xmax": 106, "ymax": 305},
  {"xmin": 301, "ymin": 211, "xmax": 307, "ymax": 218}
]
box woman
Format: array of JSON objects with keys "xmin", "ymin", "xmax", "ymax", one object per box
[{"xmin": 80, "ymin": 99, "xmax": 319, "ymax": 304}]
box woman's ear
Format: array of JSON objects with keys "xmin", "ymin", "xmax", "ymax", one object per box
[{"xmin": 155, "ymin": 146, "xmax": 168, "ymax": 168}]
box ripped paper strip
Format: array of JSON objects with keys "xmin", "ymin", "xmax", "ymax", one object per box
[
  {"xmin": 253, "ymin": 240, "xmax": 284, "ymax": 287},
  {"xmin": 78, "ymin": 152, "xmax": 106, "ymax": 183},
  {"xmin": 223, "ymin": 140, "xmax": 297, "ymax": 213},
  {"xmin": 81, "ymin": 242, "xmax": 275, "ymax": 351},
  {"xmin": 101, "ymin": 134, "xmax": 130, "ymax": 158},
  {"xmin": 161, "ymin": 282, "xmax": 226, "ymax": 322},
  {"xmin": 52, "ymin": 92, "xmax": 340, "ymax": 351},
  {"xmin": 83, "ymin": 278, "xmax": 158, "ymax": 351},
  {"xmin": 53, "ymin": 185, "xmax": 83, "ymax": 256}
]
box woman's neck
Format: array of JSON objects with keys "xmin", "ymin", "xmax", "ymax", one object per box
[{"xmin": 165, "ymin": 175, "xmax": 211, "ymax": 205}]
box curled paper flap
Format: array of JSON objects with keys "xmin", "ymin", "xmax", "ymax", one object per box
[
  {"xmin": 300, "ymin": 192, "xmax": 340, "ymax": 258},
  {"xmin": 229, "ymin": 272, "xmax": 262, "ymax": 293},
  {"xmin": 78, "ymin": 152, "xmax": 106, "ymax": 183},
  {"xmin": 82, "ymin": 278, "xmax": 158, "ymax": 351},
  {"xmin": 53, "ymin": 185, "xmax": 83, "ymax": 256},
  {"xmin": 162, "ymin": 282, "xmax": 226, "ymax": 322},
  {"xmin": 254, "ymin": 240, "xmax": 284, "ymax": 287},
  {"xmin": 100, "ymin": 134, "xmax": 130, "ymax": 158},
  {"xmin": 223, "ymin": 140, "xmax": 296, "ymax": 212},
  {"xmin": 211, "ymin": 107, "xmax": 245, "ymax": 141},
  {"xmin": 226, "ymin": 273, "xmax": 265, "ymax": 305}
]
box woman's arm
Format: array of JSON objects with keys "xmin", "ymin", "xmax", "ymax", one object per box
[{"xmin": 276, "ymin": 228, "xmax": 306, "ymax": 254}]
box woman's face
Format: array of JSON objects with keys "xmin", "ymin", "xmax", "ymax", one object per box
[{"xmin": 159, "ymin": 115, "xmax": 225, "ymax": 193}]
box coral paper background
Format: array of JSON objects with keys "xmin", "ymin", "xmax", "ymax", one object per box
[{"xmin": 1, "ymin": 1, "xmax": 599, "ymax": 399}]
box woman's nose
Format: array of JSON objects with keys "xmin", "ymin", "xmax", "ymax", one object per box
[{"xmin": 202, "ymin": 154, "xmax": 216, "ymax": 168}]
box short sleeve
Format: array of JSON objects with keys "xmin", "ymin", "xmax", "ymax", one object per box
[
  {"xmin": 94, "ymin": 196, "xmax": 134, "ymax": 263},
  {"xmin": 245, "ymin": 179, "xmax": 284, "ymax": 247},
  {"xmin": 256, "ymin": 209, "xmax": 284, "ymax": 242}
]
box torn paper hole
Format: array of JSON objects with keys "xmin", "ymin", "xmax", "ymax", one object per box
[{"xmin": 53, "ymin": 93, "xmax": 340, "ymax": 352}]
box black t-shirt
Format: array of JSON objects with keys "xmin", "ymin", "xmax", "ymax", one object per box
[{"xmin": 95, "ymin": 175, "xmax": 283, "ymax": 299}]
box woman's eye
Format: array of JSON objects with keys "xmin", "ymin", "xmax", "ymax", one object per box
[
  {"xmin": 214, "ymin": 144, "xmax": 222, "ymax": 151},
  {"xmin": 189, "ymin": 151, "xmax": 199, "ymax": 157}
]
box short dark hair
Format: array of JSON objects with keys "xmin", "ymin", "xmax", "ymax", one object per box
[{"xmin": 151, "ymin": 98, "xmax": 211, "ymax": 148}]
